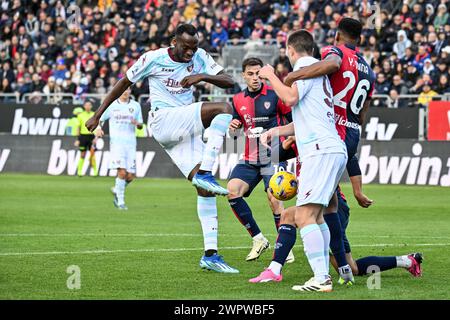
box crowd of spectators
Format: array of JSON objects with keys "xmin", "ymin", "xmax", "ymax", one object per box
[{"xmin": 0, "ymin": 0, "xmax": 449, "ymax": 108}]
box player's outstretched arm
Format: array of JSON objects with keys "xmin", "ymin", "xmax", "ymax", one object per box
[
  {"xmin": 261, "ymin": 123, "xmax": 295, "ymax": 148},
  {"xmin": 347, "ymin": 155, "xmax": 373, "ymax": 208},
  {"xmin": 259, "ymin": 65, "xmax": 299, "ymax": 106},
  {"xmin": 284, "ymin": 55, "xmax": 342, "ymax": 87},
  {"xmin": 180, "ymin": 70, "xmax": 234, "ymax": 89},
  {"xmin": 85, "ymin": 77, "xmax": 133, "ymax": 132}
]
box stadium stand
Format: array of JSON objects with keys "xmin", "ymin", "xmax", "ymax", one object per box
[{"xmin": 0, "ymin": 0, "xmax": 449, "ymax": 108}]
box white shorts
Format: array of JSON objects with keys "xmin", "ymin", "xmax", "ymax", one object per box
[
  {"xmin": 296, "ymin": 152, "xmax": 347, "ymax": 207},
  {"xmin": 148, "ymin": 102, "xmax": 205, "ymax": 178},
  {"xmin": 109, "ymin": 143, "xmax": 137, "ymax": 174}
]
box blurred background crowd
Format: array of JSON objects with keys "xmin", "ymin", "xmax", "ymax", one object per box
[{"xmin": 0, "ymin": 0, "xmax": 449, "ymax": 108}]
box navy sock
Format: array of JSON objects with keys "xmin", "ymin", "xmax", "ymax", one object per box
[
  {"xmin": 229, "ymin": 197, "xmax": 261, "ymax": 237},
  {"xmin": 273, "ymin": 213, "xmax": 281, "ymax": 231},
  {"xmin": 272, "ymin": 224, "xmax": 296, "ymax": 265},
  {"xmin": 356, "ymin": 256, "xmax": 397, "ymax": 275},
  {"xmin": 324, "ymin": 212, "xmax": 347, "ymax": 267},
  {"xmin": 205, "ymin": 249, "xmax": 217, "ymax": 257}
]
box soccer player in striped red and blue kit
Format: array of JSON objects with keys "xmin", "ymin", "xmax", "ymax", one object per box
[{"xmin": 227, "ymin": 57, "xmax": 296, "ymax": 262}]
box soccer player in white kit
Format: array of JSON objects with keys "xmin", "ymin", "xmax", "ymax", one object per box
[
  {"xmin": 86, "ymin": 24, "xmax": 239, "ymax": 273},
  {"xmin": 249, "ymin": 30, "xmax": 348, "ymax": 292},
  {"xmin": 95, "ymin": 88, "xmax": 143, "ymax": 210}
]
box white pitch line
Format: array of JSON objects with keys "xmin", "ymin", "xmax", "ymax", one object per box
[
  {"xmin": 1, "ymin": 233, "xmax": 450, "ymax": 240},
  {"xmin": 0, "ymin": 243, "xmax": 449, "ymax": 257},
  {"xmin": 0, "ymin": 233, "xmax": 207, "ymax": 237}
]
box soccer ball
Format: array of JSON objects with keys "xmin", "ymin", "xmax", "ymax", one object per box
[{"xmin": 268, "ymin": 171, "xmax": 298, "ymax": 201}]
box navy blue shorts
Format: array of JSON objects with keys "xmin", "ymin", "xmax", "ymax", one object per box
[
  {"xmin": 337, "ymin": 191, "xmax": 351, "ymax": 253},
  {"xmin": 229, "ymin": 161, "xmax": 287, "ymax": 197}
]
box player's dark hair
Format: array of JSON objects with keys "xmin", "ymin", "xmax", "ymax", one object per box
[
  {"xmin": 338, "ymin": 17, "xmax": 362, "ymax": 40},
  {"xmin": 175, "ymin": 24, "xmax": 198, "ymax": 37},
  {"xmin": 287, "ymin": 30, "xmax": 314, "ymax": 55},
  {"xmin": 242, "ymin": 57, "xmax": 263, "ymax": 72}
]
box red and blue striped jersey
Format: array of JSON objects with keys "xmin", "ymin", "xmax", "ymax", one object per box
[
  {"xmin": 321, "ymin": 44, "xmax": 376, "ymax": 158},
  {"xmin": 232, "ymin": 83, "xmax": 292, "ymax": 164}
]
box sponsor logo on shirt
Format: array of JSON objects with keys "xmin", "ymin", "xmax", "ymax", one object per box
[
  {"xmin": 253, "ymin": 116, "xmax": 269, "ymax": 123},
  {"xmin": 164, "ymin": 78, "xmax": 180, "ymax": 88},
  {"xmin": 335, "ymin": 114, "xmax": 360, "ymax": 129},
  {"xmin": 162, "ymin": 68, "xmax": 174, "ymax": 72},
  {"xmin": 247, "ymin": 126, "xmax": 264, "ymax": 138}
]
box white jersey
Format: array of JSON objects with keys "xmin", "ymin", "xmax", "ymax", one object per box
[
  {"xmin": 100, "ymin": 99, "xmax": 143, "ymax": 146},
  {"xmin": 291, "ymin": 56, "xmax": 346, "ymax": 158},
  {"xmin": 126, "ymin": 47, "xmax": 223, "ymax": 110}
]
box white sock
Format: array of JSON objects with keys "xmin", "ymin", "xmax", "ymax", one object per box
[
  {"xmin": 396, "ymin": 255, "xmax": 412, "ymax": 268},
  {"xmin": 199, "ymin": 114, "xmax": 232, "ymax": 172},
  {"xmin": 300, "ymin": 224, "xmax": 329, "ymax": 283},
  {"xmin": 268, "ymin": 261, "xmax": 283, "ymax": 276},
  {"xmin": 318, "ymin": 223, "xmax": 331, "ymax": 271},
  {"xmin": 253, "ymin": 233, "xmax": 265, "ymax": 241},
  {"xmin": 115, "ymin": 177, "xmax": 126, "ymax": 206},
  {"xmin": 197, "ymin": 196, "xmax": 218, "ymax": 251}
]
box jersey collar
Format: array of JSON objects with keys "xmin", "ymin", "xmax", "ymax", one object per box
[
  {"xmin": 344, "ymin": 43, "xmax": 359, "ymax": 52},
  {"xmin": 244, "ymin": 82, "xmax": 267, "ymax": 97}
]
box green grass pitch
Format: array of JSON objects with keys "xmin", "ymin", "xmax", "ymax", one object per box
[{"xmin": 0, "ymin": 173, "xmax": 449, "ymax": 300}]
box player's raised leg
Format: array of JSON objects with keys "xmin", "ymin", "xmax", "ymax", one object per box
[
  {"xmin": 228, "ymin": 176, "xmax": 270, "ymax": 261},
  {"xmin": 189, "ymin": 164, "xmax": 239, "ymax": 274},
  {"xmin": 191, "ymin": 102, "xmax": 233, "ymax": 196}
]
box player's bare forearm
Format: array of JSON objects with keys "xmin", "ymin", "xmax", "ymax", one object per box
[
  {"xmin": 350, "ymin": 175, "xmax": 363, "ymax": 195},
  {"xmin": 359, "ymin": 99, "xmax": 371, "ymax": 125},
  {"xmin": 201, "ymin": 72, "xmax": 234, "ymax": 88},
  {"xmin": 284, "ymin": 56, "xmax": 341, "ymax": 86},
  {"xmin": 274, "ymin": 122, "xmax": 295, "ymax": 137},
  {"xmin": 266, "ymin": 73, "xmax": 298, "ymax": 106},
  {"xmin": 350, "ymin": 175, "xmax": 374, "ymax": 208},
  {"xmin": 86, "ymin": 77, "xmax": 132, "ymax": 131}
]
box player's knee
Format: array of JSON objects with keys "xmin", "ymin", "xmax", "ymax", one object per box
[
  {"xmin": 295, "ymin": 214, "xmax": 312, "ymax": 229},
  {"xmin": 227, "ymin": 188, "xmax": 242, "ymax": 200},
  {"xmin": 280, "ymin": 209, "xmax": 295, "ymax": 225},
  {"xmin": 227, "ymin": 180, "xmax": 246, "ymax": 199},
  {"xmin": 222, "ymin": 102, "xmax": 233, "ymax": 115},
  {"xmin": 214, "ymin": 102, "xmax": 232, "ymax": 116}
]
